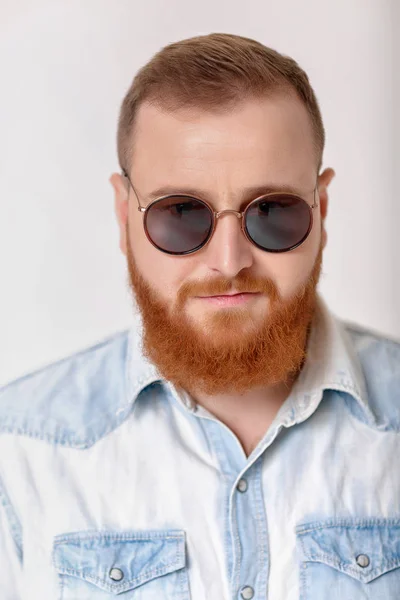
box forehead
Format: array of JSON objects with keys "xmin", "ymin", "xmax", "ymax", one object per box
[{"xmin": 131, "ymin": 95, "xmax": 316, "ymax": 195}]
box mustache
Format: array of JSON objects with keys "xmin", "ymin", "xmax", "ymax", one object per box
[{"xmin": 176, "ymin": 271, "xmax": 279, "ymax": 304}]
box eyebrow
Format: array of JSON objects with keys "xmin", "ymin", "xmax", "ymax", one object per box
[{"xmin": 144, "ymin": 183, "xmax": 310, "ymax": 205}]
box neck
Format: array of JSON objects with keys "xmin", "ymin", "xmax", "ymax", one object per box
[{"xmin": 189, "ymin": 372, "xmax": 297, "ymax": 457}]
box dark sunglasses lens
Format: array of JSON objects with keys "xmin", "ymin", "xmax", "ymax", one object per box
[
  {"xmin": 245, "ymin": 195, "xmax": 312, "ymax": 251},
  {"xmin": 145, "ymin": 196, "xmax": 213, "ymax": 254}
]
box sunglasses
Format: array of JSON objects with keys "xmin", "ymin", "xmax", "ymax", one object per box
[{"xmin": 122, "ymin": 169, "xmax": 319, "ymax": 255}]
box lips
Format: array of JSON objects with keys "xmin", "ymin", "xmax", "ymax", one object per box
[
  {"xmin": 196, "ymin": 292, "xmax": 260, "ymax": 306},
  {"xmin": 201, "ymin": 291, "xmax": 256, "ymax": 298}
]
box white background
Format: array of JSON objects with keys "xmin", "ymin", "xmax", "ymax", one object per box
[{"xmin": 0, "ymin": 0, "xmax": 398, "ymax": 385}]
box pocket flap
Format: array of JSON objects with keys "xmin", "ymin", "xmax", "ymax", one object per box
[
  {"xmin": 52, "ymin": 529, "xmax": 186, "ymax": 594},
  {"xmin": 296, "ymin": 518, "xmax": 400, "ymax": 583}
]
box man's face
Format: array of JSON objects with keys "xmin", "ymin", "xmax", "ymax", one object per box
[{"xmin": 112, "ymin": 94, "xmax": 331, "ymax": 396}]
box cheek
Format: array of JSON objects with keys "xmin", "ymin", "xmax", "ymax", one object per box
[
  {"xmin": 266, "ymin": 224, "xmax": 322, "ymax": 299},
  {"xmin": 129, "ymin": 212, "xmax": 192, "ymax": 300}
]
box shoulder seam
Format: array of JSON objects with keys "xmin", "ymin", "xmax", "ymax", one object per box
[
  {"xmin": 0, "ymin": 328, "xmax": 133, "ymax": 448},
  {"xmin": 0, "ymin": 329, "xmax": 129, "ymax": 392}
]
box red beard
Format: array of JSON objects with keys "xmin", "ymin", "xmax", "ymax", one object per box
[{"xmin": 126, "ymin": 224, "xmax": 323, "ymax": 396}]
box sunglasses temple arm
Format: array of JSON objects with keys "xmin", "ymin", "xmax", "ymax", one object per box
[
  {"xmin": 122, "ymin": 169, "xmax": 142, "ymax": 210},
  {"xmin": 312, "ymin": 180, "xmax": 319, "ymax": 209}
]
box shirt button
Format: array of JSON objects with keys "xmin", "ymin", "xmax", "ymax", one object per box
[
  {"xmin": 240, "ymin": 585, "xmax": 254, "ymax": 599},
  {"xmin": 356, "ymin": 554, "xmax": 370, "ymax": 568},
  {"xmin": 109, "ymin": 567, "xmax": 124, "ymax": 581},
  {"xmin": 237, "ymin": 478, "xmax": 248, "ymax": 493}
]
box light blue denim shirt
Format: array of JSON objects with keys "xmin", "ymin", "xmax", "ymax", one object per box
[{"xmin": 1, "ymin": 294, "xmax": 400, "ymax": 600}]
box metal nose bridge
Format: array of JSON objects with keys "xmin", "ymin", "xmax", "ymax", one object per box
[{"xmin": 215, "ymin": 209, "xmax": 243, "ymax": 219}]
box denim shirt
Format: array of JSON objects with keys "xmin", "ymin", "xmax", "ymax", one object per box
[{"xmin": 0, "ymin": 294, "xmax": 400, "ymax": 600}]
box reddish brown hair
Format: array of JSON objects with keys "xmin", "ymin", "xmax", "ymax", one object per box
[{"xmin": 117, "ymin": 33, "xmax": 325, "ymax": 173}]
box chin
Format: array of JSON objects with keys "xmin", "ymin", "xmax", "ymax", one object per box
[{"xmin": 203, "ymin": 310, "xmax": 260, "ymax": 336}]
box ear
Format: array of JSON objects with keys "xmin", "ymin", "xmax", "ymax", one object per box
[
  {"xmin": 317, "ymin": 167, "xmax": 335, "ymax": 249},
  {"xmin": 109, "ymin": 172, "xmax": 129, "ymax": 256}
]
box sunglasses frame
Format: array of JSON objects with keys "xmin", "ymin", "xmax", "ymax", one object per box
[{"xmin": 122, "ymin": 169, "xmax": 319, "ymax": 255}]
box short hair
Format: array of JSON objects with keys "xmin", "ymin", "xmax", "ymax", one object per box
[{"xmin": 116, "ymin": 33, "xmax": 325, "ymax": 174}]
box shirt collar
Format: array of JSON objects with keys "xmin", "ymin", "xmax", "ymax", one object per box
[
  {"xmin": 284, "ymin": 293, "xmax": 370, "ymax": 424},
  {"xmin": 125, "ymin": 294, "xmax": 370, "ymax": 421},
  {"xmin": 125, "ymin": 313, "xmax": 162, "ymax": 404}
]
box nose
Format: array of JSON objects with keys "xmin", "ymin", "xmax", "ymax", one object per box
[{"xmin": 202, "ymin": 210, "xmax": 254, "ymax": 277}]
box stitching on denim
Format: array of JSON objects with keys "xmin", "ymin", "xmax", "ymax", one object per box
[
  {"xmin": 177, "ymin": 545, "xmax": 191, "ymax": 600},
  {"xmin": 296, "ymin": 519, "xmax": 400, "ymax": 583},
  {"xmin": 230, "ymin": 481, "xmax": 242, "ymax": 595},
  {"xmin": 52, "ymin": 529, "xmax": 186, "ymax": 593},
  {"xmin": 0, "ymin": 330, "xmax": 162, "ymax": 449},
  {"xmin": 252, "ymin": 457, "xmax": 269, "ymax": 598},
  {"xmin": 53, "ymin": 529, "xmax": 185, "ymax": 544},
  {"xmin": 54, "ymin": 559, "xmax": 183, "ymax": 592},
  {"xmin": 184, "ymin": 568, "xmax": 192, "ymax": 600},
  {"xmin": 0, "ymin": 330, "xmax": 129, "ymax": 395},
  {"xmin": 296, "ymin": 517, "xmax": 400, "ymax": 534},
  {"xmin": 58, "ymin": 572, "xmax": 65, "ymax": 600},
  {"xmin": 199, "ymin": 419, "xmax": 239, "ymax": 594},
  {"xmin": 298, "ymin": 561, "xmax": 309, "ymax": 600},
  {"xmin": 298, "ymin": 551, "xmax": 400, "ymax": 580},
  {"xmin": 0, "ymin": 474, "xmax": 23, "ymax": 561}
]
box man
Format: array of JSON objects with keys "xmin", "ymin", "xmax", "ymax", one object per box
[{"xmin": 0, "ymin": 32, "xmax": 399, "ymax": 600}]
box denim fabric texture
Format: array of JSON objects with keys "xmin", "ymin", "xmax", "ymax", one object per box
[{"xmin": 0, "ymin": 294, "xmax": 399, "ymax": 599}]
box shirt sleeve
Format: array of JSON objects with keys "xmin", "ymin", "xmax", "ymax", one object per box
[{"xmin": 0, "ymin": 491, "xmax": 23, "ymax": 599}]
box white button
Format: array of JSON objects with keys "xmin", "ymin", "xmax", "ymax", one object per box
[
  {"xmin": 237, "ymin": 478, "xmax": 248, "ymax": 493},
  {"xmin": 356, "ymin": 554, "xmax": 370, "ymax": 568},
  {"xmin": 109, "ymin": 567, "xmax": 124, "ymax": 581},
  {"xmin": 240, "ymin": 585, "xmax": 254, "ymax": 599}
]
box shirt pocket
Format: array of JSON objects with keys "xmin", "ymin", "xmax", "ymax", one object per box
[
  {"xmin": 52, "ymin": 529, "xmax": 190, "ymax": 599},
  {"xmin": 295, "ymin": 518, "xmax": 400, "ymax": 600}
]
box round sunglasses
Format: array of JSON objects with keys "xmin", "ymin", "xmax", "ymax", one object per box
[{"xmin": 122, "ymin": 169, "xmax": 319, "ymax": 255}]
